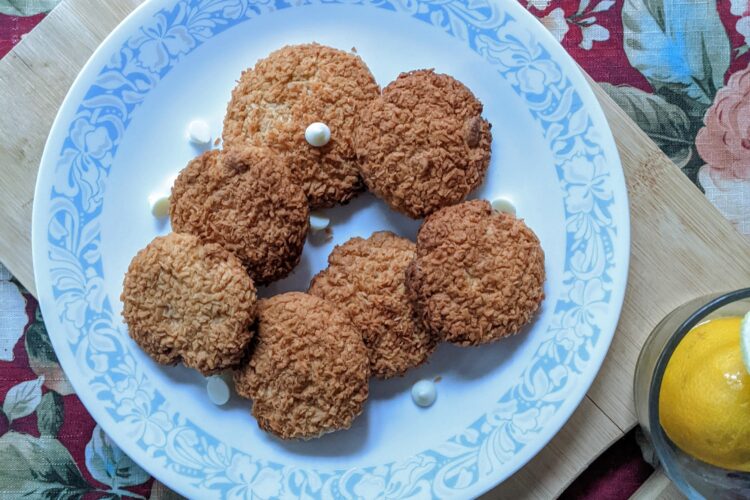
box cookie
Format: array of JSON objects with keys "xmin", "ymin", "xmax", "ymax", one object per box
[
  {"xmin": 406, "ymin": 200, "xmax": 545, "ymax": 345},
  {"xmin": 356, "ymin": 69, "xmax": 492, "ymax": 218},
  {"xmin": 121, "ymin": 233, "xmax": 257, "ymax": 375},
  {"xmin": 223, "ymin": 43, "xmax": 380, "ymax": 208},
  {"xmin": 170, "ymin": 147, "xmax": 309, "ymax": 284},
  {"xmin": 234, "ymin": 292, "xmax": 369, "ymax": 439},
  {"xmin": 309, "ymin": 232, "xmax": 437, "ymax": 378}
]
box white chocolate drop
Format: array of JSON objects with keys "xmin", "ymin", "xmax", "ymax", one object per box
[
  {"xmin": 309, "ymin": 211, "xmax": 330, "ymax": 232},
  {"xmin": 206, "ymin": 376, "xmax": 231, "ymax": 405},
  {"xmin": 305, "ymin": 122, "xmax": 331, "ymax": 147},
  {"xmin": 187, "ymin": 119, "xmax": 212, "ymax": 146},
  {"xmin": 148, "ymin": 193, "xmax": 170, "ymax": 218},
  {"xmin": 411, "ymin": 379, "xmax": 437, "ymax": 407},
  {"xmin": 165, "ymin": 173, "xmax": 179, "ymax": 190},
  {"xmin": 491, "ymin": 197, "xmax": 516, "ymax": 216}
]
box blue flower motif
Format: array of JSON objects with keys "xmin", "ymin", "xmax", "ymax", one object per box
[
  {"xmin": 566, "ymin": 278, "xmax": 606, "ymax": 322},
  {"xmin": 485, "ymin": 400, "xmax": 555, "ymax": 448},
  {"xmin": 54, "ymin": 118, "xmax": 112, "ymax": 213},
  {"xmin": 224, "ymin": 455, "xmax": 282, "ymax": 500},
  {"xmin": 53, "ymin": 266, "xmax": 105, "ymax": 343},
  {"xmin": 116, "ymin": 389, "xmax": 172, "ymax": 448},
  {"xmin": 130, "ymin": 13, "xmax": 196, "ymax": 72},
  {"xmin": 559, "ymin": 278, "xmax": 607, "ymax": 344},
  {"xmin": 477, "ymin": 20, "xmax": 562, "ymax": 94},
  {"xmin": 561, "ymin": 154, "xmax": 612, "ymax": 215}
]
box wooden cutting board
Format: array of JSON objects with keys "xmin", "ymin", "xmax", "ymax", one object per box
[{"xmin": 1, "ymin": 0, "xmax": 748, "ymax": 497}]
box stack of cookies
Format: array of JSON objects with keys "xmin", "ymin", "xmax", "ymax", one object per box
[{"xmin": 120, "ymin": 43, "xmax": 545, "ymax": 440}]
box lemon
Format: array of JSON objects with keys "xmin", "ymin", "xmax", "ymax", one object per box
[{"xmin": 659, "ymin": 316, "xmax": 750, "ymax": 472}]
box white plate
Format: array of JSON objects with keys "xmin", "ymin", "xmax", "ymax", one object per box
[{"xmin": 32, "ymin": 0, "xmax": 629, "ymax": 497}]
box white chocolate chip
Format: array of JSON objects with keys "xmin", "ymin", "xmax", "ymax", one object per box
[
  {"xmin": 309, "ymin": 211, "xmax": 330, "ymax": 232},
  {"xmin": 411, "ymin": 379, "xmax": 437, "ymax": 407},
  {"xmin": 491, "ymin": 198, "xmax": 516, "ymax": 216},
  {"xmin": 187, "ymin": 120, "xmax": 212, "ymax": 146},
  {"xmin": 148, "ymin": 193, "xmax": 170, "ymax": 218},
  {"xmin": 305, "ymin": 122, "xmax": 331, "ymax": 147},
  {"xmin": 165, "ymin": 173, "xmax": 179, "ymax": 190},
  {"xmin": 206, "ymin": 376, "xmax": 231, "ymax": 405}
]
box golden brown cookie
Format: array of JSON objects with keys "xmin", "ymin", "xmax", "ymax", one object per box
[
  {"xmin": 223, "ymin": 43, "xmax": 380, "ymax": 208},
  {"xmin": 356, "ymin": 69, "xmax": 492, "ymax": 218},
  {"xmin": 406, "ymin": 200, "xmax": 545, "ymax": 345},
  {"xmin": 309, "ymin": 232, "xmax": 437, "ymax": 378},
  {"xmin": 170, "ymin": 147, "xmax": 309, "ymax": 285},
  {"xmin": 234, "ymin": 292, "xmax": 369, "ymax": 439},
  {"xmin": 121, "ymin": 233, "xmax": 256, "ymax": 375}
]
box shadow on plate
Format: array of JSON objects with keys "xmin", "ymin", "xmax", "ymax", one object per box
[
  {"xmin": 326, "ymin": 192, "xmax": 374, "ymax": 227},
  {"xmin": 370, "ymin": 197, "xmax": 420, "ymax": 240},
  {"xmin": 368, "ymin": 323, "xmax": 532, "ymax": 401},
  {"xmin": 259, "ymin": 251, "xmax": 315, "ymax": 298},
  {"xmin": 324, "ymin": 192, "xmax": 421, "ymax": 242}
]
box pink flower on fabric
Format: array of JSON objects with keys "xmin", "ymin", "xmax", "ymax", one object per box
[
  {"xmin": 696, "ymin": 64, "xmax": 750, "ymax": 180},
  {"xmin": 698, "ymin": 166, "xmax": 750, "ymax": 236}
]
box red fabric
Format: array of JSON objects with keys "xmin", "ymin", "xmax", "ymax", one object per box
[
  {"xmin": 0, "ymin": 291, "xmax": 155, "ymax": 499},
  {"xmin": 0, "ymin": 13, "xmax": 44, "ymax": 58},
  {"xmin": 561, "ymin": 429, "xmax": 654, "ymax": 499},
  {"xmin": 528, "ymin": 0, "xmax": 653, "ymax": 91}
]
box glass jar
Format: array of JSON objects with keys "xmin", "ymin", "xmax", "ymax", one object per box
[{"xmin": 634, "ymin": 289, "xmax": 750, "ymax": 499}]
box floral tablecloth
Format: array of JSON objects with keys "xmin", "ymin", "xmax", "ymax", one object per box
[{"xmin": 1, "ymin": 0, "xmax": 748, "ymax": 497}]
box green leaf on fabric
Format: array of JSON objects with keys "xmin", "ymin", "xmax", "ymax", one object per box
[
  {"xmin": 2, "ymin": 376, "xmax": 43, "ymax": 422},
  {"xmin": 25, "ymin": 319, "xmax": 58, "ymax": 364},
  {"xmin": 36, "ymin": 391, "xmax": 64, "ymax": 437},
  {"xmin": 0, "ymin": 432, "xmax": 91, "ymax": 498},
  {"xmin": 622, "ymin": 0, "xmax": 730, "ymax": 117},
  {"xmin": 25, "ymin": 316, "xmax": 75, "ymax": 395},
  {"xmin": 34, "ymin": 300, "xmax": 44, "ymax": 322},
  {"xmin": 601, "ymin": 83, "xmax": 695, "ymax": 168},
  {"xmin": 85, "ymin": 425, "xmax": 150, "ymax": 490},
  {"xmin": 0, "ymin": 0, "xmax": 61, "ymax": 16}
]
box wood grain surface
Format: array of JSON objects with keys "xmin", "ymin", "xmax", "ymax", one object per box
[{"xmin": 2, "ymin": 0, "xmax": 747, "ymax": 497}]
